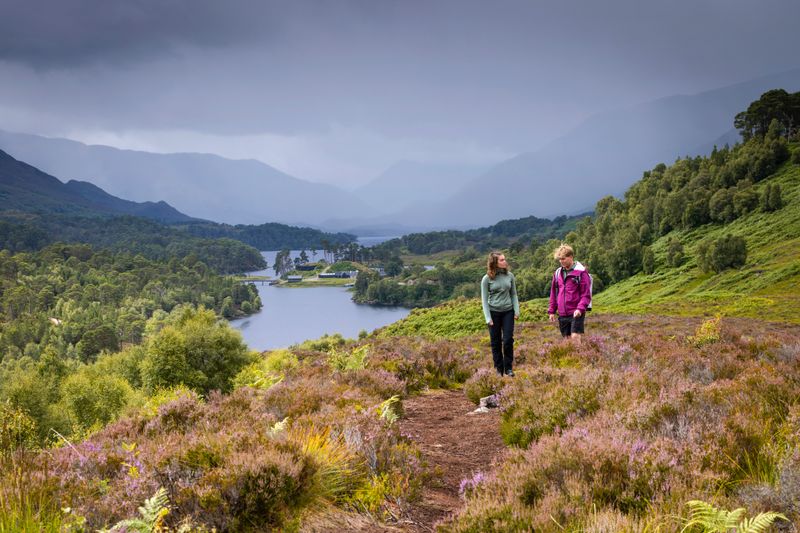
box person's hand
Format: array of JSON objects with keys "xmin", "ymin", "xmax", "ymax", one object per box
[
  {"xmin": 549, "ymin": 314, "xmax": 556, "ymax": 322},
  {"xmin": 514, "ymin": 314, "xmax": 519, "ymax": 320},
  {"xmin": 573, "ymin": 309, "xmax": 582, "ymax": 318},
  {"xmin": 488, "ymin": 320, "xmax": 494, "ymax": 326}
]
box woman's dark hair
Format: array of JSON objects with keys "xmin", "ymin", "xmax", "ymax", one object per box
[{"xmin": 486, "ymin": 251, "xmax": 508, "ymax": 280}]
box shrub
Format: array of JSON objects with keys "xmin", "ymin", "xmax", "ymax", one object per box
[
  {"xmin": 294, "ymin": 333, "xmax": 348, "ymax": 352},
  {"xmin": 59, "ymin": 368, "xmax": 135, "ymax": 432},
  {"xmin": 689, "ymin": 316, "xmax": 722, "ymax": 347},
  {"xmin": 500, "ymin": 370, "xmax": 604, "ymax": 448},
  {"xmin": 0, "ymin": 401, "xmax": 38, "ymax": 454},
  {"xmin": 233, "ymin": 349, "xmax": 298, "ymax": 390},
  {"xmin": 336, "ymin": 369, "xmax": 405, "ymax": 400},
  {"xmin": 141, "ymin": 306, "xmax": 254, "ymax": 395},
  {"xmin": 696, "ymin": 234, "xmax": 747, "ymax": 273},
  {"xmin": 667, "ymin": 237, "xmax": 685, "ymax": 268},
  {"xmin": 328, "ymin": 345, "xmax": 369, "ymax": 372}
]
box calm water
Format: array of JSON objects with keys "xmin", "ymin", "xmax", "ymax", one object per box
[{"xmin": 230, "ymin": 249, "xmax": 409, "ymax": 351}]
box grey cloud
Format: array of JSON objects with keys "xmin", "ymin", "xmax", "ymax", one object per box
[
  {"xmin": 1, "ymin": 0, "xmax": 799, "ymax": 158},
  {"xmin": 0, "ymin": 0, "xmax": 276, "ymax": 67}
]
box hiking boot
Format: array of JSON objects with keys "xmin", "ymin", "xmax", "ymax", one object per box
[{"xmin": 505, "ymin": 369, "xmax": 515, "ymax": 377}]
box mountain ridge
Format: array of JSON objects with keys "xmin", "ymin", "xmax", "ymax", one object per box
[
  {"xmin": 0, "ymin": 149, "xmax": 195, "ymax": 223},
  {"xmin": 0, "ymin": 130, "xmax": 374, "ymax": 226}
]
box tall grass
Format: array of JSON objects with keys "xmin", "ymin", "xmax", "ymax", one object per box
[{"xmin": 0, "ymin": 454, "xmax": 65, "ymax": 532}]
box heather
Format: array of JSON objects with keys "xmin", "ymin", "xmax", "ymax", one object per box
[
  {"xmin": 2, "ymin": 311, "xmax": 799, "ymax": 530},
  {"xmin": 2, "ymin": 333, "xmax": 478, "ymax": 529},
  {"xmin": 440, "ymin": 315, "xmax": 800, "ymax": 531}
]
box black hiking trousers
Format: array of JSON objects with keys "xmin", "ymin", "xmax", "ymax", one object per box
[{"xmin": 488, "ymin": 309, "xmax": 515, "ymax": 374}]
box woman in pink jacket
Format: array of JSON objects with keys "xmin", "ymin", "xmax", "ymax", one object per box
[{"xmin": 548, "ymin": 244, "xmax": 591, "ymax": 343}]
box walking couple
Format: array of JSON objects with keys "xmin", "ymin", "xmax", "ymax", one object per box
[{"xmin": 480, "ymin": 244, "xmax": 591, "ymax": 377}]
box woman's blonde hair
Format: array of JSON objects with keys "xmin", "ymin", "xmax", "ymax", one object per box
[
  {"xmin": 553, "ymin": 244, "xmax": 574, "ymax": 260},
  {"xmin": 486, "ymin": 251, "xmax": 508, "ymax": 280}
]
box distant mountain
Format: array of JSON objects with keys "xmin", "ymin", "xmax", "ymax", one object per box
[
  {"xmin": 354, "ymin": 160, "xmax": 492, "ymax": 214},
  {"xmin": 0, "ymin": 131, "xmax": 375, "ymax": 226},
  {"xmin": 0, "ymin": 149, "xmax": 194, "ymax": 222},
  {"xmin": 405, "ymin": 67, "xmax": 800, "ymax": 228}
]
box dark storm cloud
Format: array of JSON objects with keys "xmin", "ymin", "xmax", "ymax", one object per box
[
  {"xmin": 0, "ymin": 0, "xmax": 275, "ymax": 67},
  {"xmin": 1, "ymin": 0, "xmax": 800, "ymax": 152}
]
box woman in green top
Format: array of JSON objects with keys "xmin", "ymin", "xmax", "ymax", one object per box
[{"xmin": 481, "ymin": 251, "xmax": 520, "ymax": 376}]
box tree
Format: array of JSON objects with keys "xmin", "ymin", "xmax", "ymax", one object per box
[
  {"xmin": 735, "ymin": 89, "xmax": 800, "ymax": 140},
  {"xmin": 761, "ymin": 183, "xmax": 783, "ymax": 212},
  {"xmin": 76, "ymin": 325, "xmax": 120, "ymax": 363},
  {"xmin": 696, "ymin": 234, "xmax": 747, "ymax": 273},
  {"xmin": 733, "ymin": 186, "xmax": 759, "ymax": 218},
  {"xmin": 385, "ymin": 256, "xmax": 404, "ymax": 277},
  {"xmin": 272, "ymin": 249, "xmax": 293, "ymax": 278},
  {"xmin": 666, "ymin": 238, "xmax": 684, "ymax": 268},
  {"xmin": 642, "ymin": 247, "xmax": 655, "ymax": 274},
  {"xmin": 709, "ymin": 188, "xmax": 737, "ymax": 223},
  {"xmin": 141, "ymin": 307, "xmax": 254, "ymax": 394},
  {"xmin": 60, "ymin": 368, "xmax": 134, "ymax": 431}
]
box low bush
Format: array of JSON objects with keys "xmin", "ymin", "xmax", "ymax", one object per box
[
  {"xmin": 499, "ymin": 369, "xmax": 605, "ymax": 448},
  {"xmin": 463, "ymin": 369, "xmax": 505, "ymax": 405},
  {"xmin": 0, "ymin": 401, "xmax": 38, "ymax": 454}
]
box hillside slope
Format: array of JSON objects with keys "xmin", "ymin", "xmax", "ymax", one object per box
[
  {"xmin": 0, "ymin": 149, "xmax": 194, "ymax": 222},
  {"xmin": 406, "ymin": 68, "xmax": 800, "ymax": 227},
  {"xmin": 595, "ymin": 159, "xmax": 800, "ymax": 320},
  {"xmin": 0, "ymin": 130, "xmax": 374, "ymax": 225}
]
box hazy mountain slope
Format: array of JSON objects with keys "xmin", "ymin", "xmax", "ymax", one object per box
[
  {"xmin": 0, "ymin": 131, "xmax": 374, "ymax": 225},
  {"xmin": 412, "ymin": 68, "xmax": 800, "ymax": 228},
  {"xmin": 354, "ymin": 160, "xmax": 492, "ymax": 213},
  {"xmin": 0, "ymin": 149, "xmax": 193, "ymax": 222}
]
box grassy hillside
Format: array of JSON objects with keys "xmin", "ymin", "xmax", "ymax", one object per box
[{"xmin": 596, "ymin": 160, "xmax": 800, "ymax": 320}]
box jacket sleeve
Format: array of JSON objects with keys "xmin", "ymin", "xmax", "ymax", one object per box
[
  {"xmin": 510, "ymin": 274, "xmax": 520, "ymax": 316},
  {"xmin": 577, "ymin": 271, "xmax": 592, "ymax": 313},
  {"xmin": 480, "ymin": 275, "xmax": 492, "ymax": 323},
  {"xmin": 547, "ymin": 271, "xmax": 557, "ymax": 315}
]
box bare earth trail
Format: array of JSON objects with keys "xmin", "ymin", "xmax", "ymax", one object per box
[{"xmin": 394, "ymin": 388, "xmax": 507, "ymax": 532}]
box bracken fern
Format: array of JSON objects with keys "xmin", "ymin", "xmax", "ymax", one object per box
[
  {"xmin": 103, "ymin": 487, "xmax": 169, "ymax": 532},
  {"xmin": 680, "ymin": 499, "xmax": 786, "ymax": 533}
]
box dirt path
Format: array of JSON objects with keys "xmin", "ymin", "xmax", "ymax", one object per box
[{"xmin": 394, "ymin": 388, "xmax": 506, "ymax": 532}]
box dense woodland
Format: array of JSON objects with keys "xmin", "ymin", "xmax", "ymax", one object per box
[
  {"xmin": 178, "ymin": 220, "xmax": 355, "ymax": 251},
  {"xmin": 0, "ymin": 243, "xmax": 261, "ymax": 444},
  {"xmin": 0, "ymin": 214, "xmax": 266, "ymax": 274}
]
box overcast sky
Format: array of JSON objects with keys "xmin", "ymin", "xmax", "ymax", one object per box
[{"xmin": 1, "ymin": 0, "xmax": 799, "ymax": 188}]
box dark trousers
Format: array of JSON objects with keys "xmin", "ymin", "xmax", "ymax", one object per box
[{"xmin": 488, "ymin": 309, "xmax": 515, "ymax": 373}]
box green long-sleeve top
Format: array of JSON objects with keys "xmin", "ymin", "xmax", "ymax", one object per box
[{"xmin": 480, "ymin": 271, "xmax": 520, "ymax": 323}]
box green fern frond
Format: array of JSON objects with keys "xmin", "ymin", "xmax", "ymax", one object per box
[
  {"xmin": 378, "ymin": 395, "xmax": 400, "ymax": 424},
  {"xmin": 681, "ymin": 499, "xmax": 787, "ymax": 533},
  {"xmin": 723, "ymin": 507, "xmax": 747, "ymax": 529},
  {"xmin": 738, "ymin": 511, "xmax": 788, "ymax": 533},
  {"xmin": 682, "ymin": 500, "xmax": 728, "ymax": 532},
  {"xmin": 139, "ymin": 486, "xmax": 169, "ymax": 526}
]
